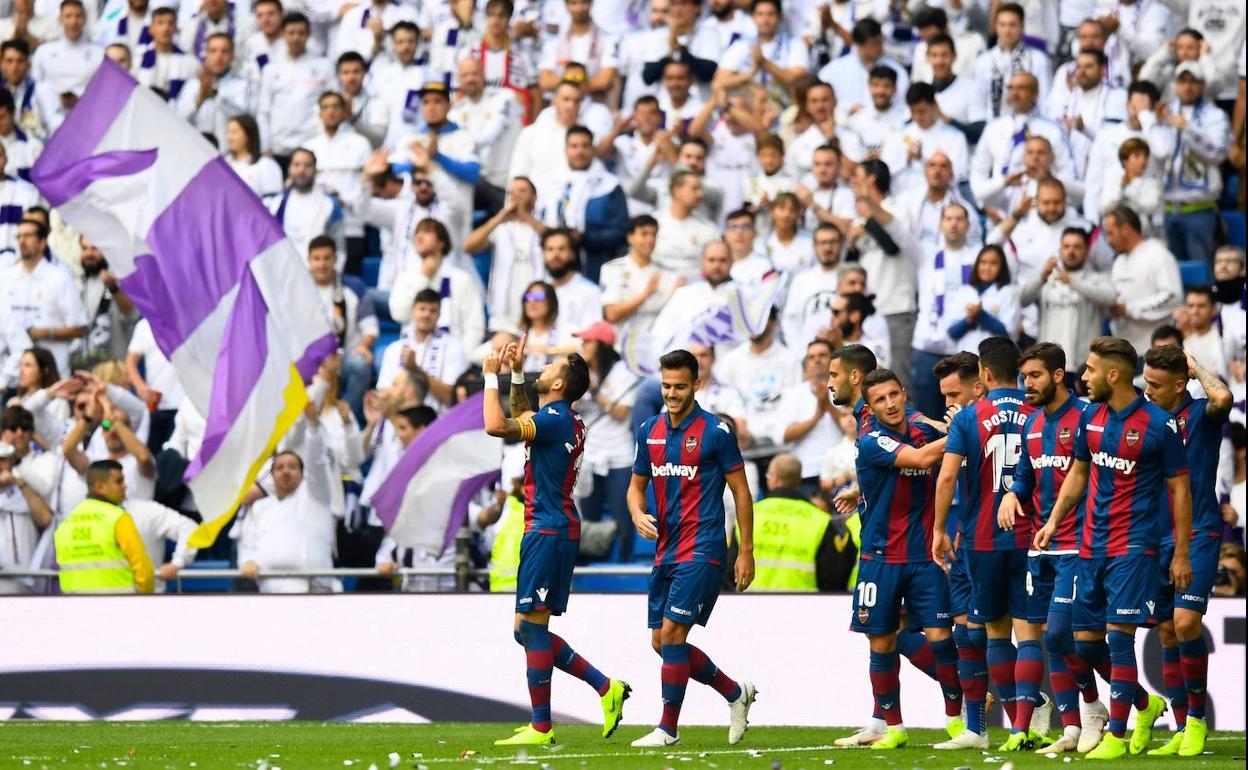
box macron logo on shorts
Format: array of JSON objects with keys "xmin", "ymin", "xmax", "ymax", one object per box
[
  {"xmin": 652, "ymin": 463, "xmax": 698, "ymax": 480},
  {"xmin": 1090, "ymin": 451, "xmax": 1136, "ymax": 475}
]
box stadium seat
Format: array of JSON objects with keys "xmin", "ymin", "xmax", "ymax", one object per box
[
  {"xmin": 362, "ymin": 256, "xmax": 382, "ymax": 288},
  {"xmin": 572, "ymin": 573, "xmax": 649, "ymax": 592},
  {"xmin": 1178, "ymin": 260, "xmax": 1211, "ymax": 289},
  {"xmin": 1223, "ymin": 210, "xmax": 1246, "ymax": 250}
]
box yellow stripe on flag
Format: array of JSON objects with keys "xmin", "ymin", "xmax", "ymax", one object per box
[{"xmin": 187, "ymin": 365, "xmax": 309, "ymax": 549}]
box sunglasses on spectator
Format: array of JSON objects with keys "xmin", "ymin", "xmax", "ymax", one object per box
[
  {"xmin": 413, "ymin": 178, "xmax": 433, "ymax": 187},
  {"xmin": 523, "ymin": 291, "xmax": 547, "ymax": 302}
]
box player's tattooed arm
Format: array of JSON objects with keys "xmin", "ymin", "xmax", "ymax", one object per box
[
  {"xmin": 1186, "ymin": 350, "xmax": 1233, "ymax": 421},
  {"xmin": 482, "ymin": 344, "xmax": 537, "ymax": 441},
  {"xmin": 1034, "ymin": 459, "xmax": 1089, "ymax": 549}
]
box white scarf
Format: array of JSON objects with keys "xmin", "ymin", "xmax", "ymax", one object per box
[{"xmin": 549, "ymin": 159, "xmax": 618, "ymax": 232}]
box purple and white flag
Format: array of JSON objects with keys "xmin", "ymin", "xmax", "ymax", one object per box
[
  {"xmin": 371, "ymin": 392, "xmax": 502, "ymax": 553},
  {"xmin": 30, "ymin": 61, "xmax": 335, "ymax": 547}
]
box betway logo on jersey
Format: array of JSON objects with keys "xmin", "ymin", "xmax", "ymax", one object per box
[
  {"xmin": 652, "ymin": 463, "xmax": 698, "ymax": 480},
  {"xmin": 1090, "ymin": 451, "xmax": 1136, "ymax": 475},
  {"xmin": 1030, "ymin": 454, "xmax": 1072, "ymax": 471}
]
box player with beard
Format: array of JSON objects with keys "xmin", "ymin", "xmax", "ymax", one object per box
[
  {"xmin": 482, "ymin": 335, "xmax": 630, "ymax": 746},
  {"xmin": 999, "ymin": 343, "xmax": 1110, "ymax": 753}
]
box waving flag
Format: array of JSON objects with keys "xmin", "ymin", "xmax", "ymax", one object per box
[
  {"xmin": 371, "ymin": 392, "xmax": 502, "ymax": 553},
  {"xmin": 30, "ymin": 61, "xmax": 335, "ymax": 547}
]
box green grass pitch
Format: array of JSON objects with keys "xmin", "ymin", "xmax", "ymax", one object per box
[{"xmin": 0, "ymin": 723, "xmax": 1243, "ymax": 770}]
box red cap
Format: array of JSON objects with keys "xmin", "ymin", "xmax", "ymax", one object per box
[{"xmin": 573, "ymin": 320, "xmax": 616, "ymax": 346}]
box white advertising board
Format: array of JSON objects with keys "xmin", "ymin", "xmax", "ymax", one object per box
[{"xmin": 0, "ymin": 595, "xmax": 1241, "ymax": 729}]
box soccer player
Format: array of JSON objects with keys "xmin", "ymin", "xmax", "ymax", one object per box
[
  {"xmin": 933, "ymin": 337, "xmax": 1048, "ymax": 752},
  {"xmin": 482, "ymin": 335, "xmax": 630, "ymax": 746},
  {"xmin": 1140, "ymin": 346, "xmax": 1232, "ymax": 757},
  {"xmin": 1034, "ymin": 336, "xmax": 1192, "ymax": 760},
  {"xmin": 827, "ymin": 344, "xmax": 958, "ymax": 747},
  {"xmin": 627, "ymin": 349, "xmax": 757, "ymax": 748},
  {"xmin": 850, "ymin": 368, "xmax": 961, "ymax": 750},
  {"xmin": 998, "ymin": 343, "xmax": 1110, "ymax": 753}
]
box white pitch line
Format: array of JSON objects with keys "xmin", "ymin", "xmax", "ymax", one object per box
[{"xmin": 415, "ymin": 744, "xmax": 840, "ymax": 763}]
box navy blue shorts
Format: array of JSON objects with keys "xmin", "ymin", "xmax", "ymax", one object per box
[
  {"xmin": 1026, "ymin": 553, "xmax": 1079, "ymax": 624},
  {"xmin": 1073, "ymin": 553, "xmax": 1160, "ymax": 631},
  {"xmin": 851, "ymin": 558, "xmax": 952, "ymax": 635},
  {"xmin": 947, "ymin": 546, "xmax": 973, "ymax": 618},
  {"xmin": 1154, "ymin": 532, "xmax": 1222, "ymax": 620},
  {"xmin": 648, "ymin": 561, "xmax": 722, "ymax": 629},
  {"xmin": 515, "ymin": 532, "xmax": 578, "ymax": 616},
  {"xmin": 966, "ymin": 549, "xmax": 1029, "ymax": 624}
]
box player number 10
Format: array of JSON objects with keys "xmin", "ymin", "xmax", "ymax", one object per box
[
  {"xmin": 984, "ymin": 433, "xmax": 1022, "ymax": 494},
  {"xmin": 856, "ymin": 581, "xmax": 878, "ymax": 608}
]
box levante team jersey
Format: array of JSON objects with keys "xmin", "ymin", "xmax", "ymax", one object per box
[
  {"xmin": 523, "ymin": 399, "xmax": 585, "ymax": 540},
  {"xmin": 634, "ymin": 404, "xmax": 744, "ymax": 567},
  {"xmin": 1011, "ymin": 396, "xmax": 1088, "ymax": 554},
  {"xmin": 855, "ymin": 420, "xmax": 939, "ymax": 564},
  {"xmin": 1165, "ymin": 394, "xmax": 1226, "ymax": 542},
  {"xmin": 947, "ymin": 387, "xmax": 1037, "ymax": 551},
  {"xmin": 1075, "ymin": 395, "xmax": 1188, "ymax": 559}
]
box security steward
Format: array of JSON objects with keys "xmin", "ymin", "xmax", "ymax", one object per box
[
  {"xmin": 747, "ymin": 453, "xmax": 845, "ymax": 591},
  {"xmin": 55, "ymin": 459, "xmax": 154, "ymax": 594}
]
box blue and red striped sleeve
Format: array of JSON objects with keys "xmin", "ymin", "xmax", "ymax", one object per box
[{"xmin": 1159, "ymin": 415, "xmax": 1188, "ymax": 479}]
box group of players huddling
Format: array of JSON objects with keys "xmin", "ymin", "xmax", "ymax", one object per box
[{"xmin": 479, "ymin": 328, "xmax": 1230, "ymax": 760}]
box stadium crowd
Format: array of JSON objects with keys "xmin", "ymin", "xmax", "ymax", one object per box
[{"xmin": 0, "ymin": 0, "xmax": 1245, "ymax": 597}]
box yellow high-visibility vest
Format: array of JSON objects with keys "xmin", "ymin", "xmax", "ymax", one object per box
[
  {"xmin": 489, "ymin": 496, "xmax": 525, "ymax": 593},
  {"xmin": 748, "ymin": 495, "xmax": 831, "ymax": 592},
  {"xmin": 54, "ymin": 498, "xmax": 136, "ymax": 594}
]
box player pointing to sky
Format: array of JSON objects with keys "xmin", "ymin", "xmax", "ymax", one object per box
[
  {"xmin": 482, "ymin": 334, "xmax": 630, "ymax": 747},
  {"xmin": 627, "ymin": 349, "xmax": 758, "ymax": 749}
]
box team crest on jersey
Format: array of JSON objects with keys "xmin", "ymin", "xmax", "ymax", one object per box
[
  {"xmin": 1125, "ymin": 428, "xmax": 1140, "ymax": 447},
  {"xmin": 857, "ymin": 608, "xmax": 870, "ymax": 624},
  {"xmin": 1177, "ymin": 417, "xmax": 1188, "ymax": 442},
  {"xmin": 685, "ymin": 436, "xmax": 699, "ymax": 453},
  {"xmin": 1058, "ymin": 427, "xmax": 1072, "ymax": 447}
]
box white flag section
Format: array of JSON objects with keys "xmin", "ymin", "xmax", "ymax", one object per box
[
  {"xmin": 371, "ymin": 393, "xmax": 503, "ymax": 552},
  {"xmin": 30, "ymin": 61, "xmax": 335, "ymax": 547}
]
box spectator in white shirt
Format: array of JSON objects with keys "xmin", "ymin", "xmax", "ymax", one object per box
[
  {"xmin": 242, "ymin": 0, "xmax": 285, "ymax": 81},
  {"xmin": 723, "ymin": 207, "xmax": 773, "ymax": 286},
  {"xmin": 717, "ymin": 306, "xmax": 800, "ymax": 445},
  {"xmin": 304, "ymin": 91, "xmax": 373, "ymax": 273},
  {"xmin": 515, "ymin": 279, "xmax": 578, "ymax": 370},
  {"xmin": 1103, "ymin": 205, "xmax": 1184, "ymax": 352},
  {"xmin": 793, "ymin": 142, "xmax": 856, "ymax": 232},
  {"xmin": 602, "ymin": 95, "xmax": 669, "ymax": 216},
  {"xmin": 687, "ymin": 341, "xmax": 751, "ymax": 435},
  {"xmin": 61, "ymin": 389, "xmax": 157, "ymax": 503},
  {"xmin": 651, "ymin": 168, "xmax": 719, "ymax": 278},
  {"xmin": 783, "ymin": 80, "xmax": 865, "ymax": 180},
  {"xmin": 267, "ymin": 147, "xmax": 344, "ymax": 264},
  {"xmin": 541, "ymin": 227, "xmax": 603, "ymax": 331},
  {"xmin": 599, "ymin": 214, "xmax": 681, "ymax": 336},
  {"xmin": 30, "ymin": 0, "xmax": 102, "ymax": 133},
  {"xmin": 335, "ymin": 0, "xmax": 418, "ymax": 64},
  {"xmin": 946, "ymin": 244, "xmax": 1020, "ymax": 353},
  {"xmin": 1, "ymin": 40, "xmax": 44, "ymax": 143},
  {"xmin": 1140, "ymin": 27, "xmax": 1219, "ymax": 105},
  {"xmin": 773, "ymin": 339, "xmax": 843, "ymax": 484},
  {"xmin": 713, "ymin": 0, "xmax": 808, "ymax": 101},
  {"xmin": 848, "ymin": 65, "xmax": 910, "ymax": 157},
  {"xmin": 257, "ymin": 12, "xmax": 333, "ymax": 166},
  {"xmin": 634, "ymin": 132, "xmax": 726, "ymax": 222},
  {"xmin": 1017, "ymin": 226, "xmax": 1117, "ymax": 367},
  {"xmin": 827, "ymin": 290, "xmax": 891, "ymax": 368},
  {"xmin": 466, "ymin": 176, "xmax": 547, "ymax": 327},
  {"xmin": 743, "ymin": 133, "xmax": 796, "ymax": 234},
  {"xmin": 0, "ymin": 426, "xmax": 53, "ymax": 594},
  {"xmin": 817, "ymin": 17, "xmax": 909, "ymax": 119},
  {"xmin": 180, "ymin": 0, "xmax": 253, "ymax": 63},
  {"xmin": 973, "ymin": 2, "xmax": 1051, "ymax": 120},
  {"xmin": 125, "ymin": 316, "xmax": 184, "ymax": 452},
  {"xmin": 308, "ymin": 235, "xmax": 377, "ymax": 419},
  {"xmin": 987, "ymin": 176, "xmax": 1092, "ymax": 285},
  {"xmin": 389, "ymin": 217, "xmax": 486, "ymax": 351},
  {"xmin": 336, "ymin": 51, "xmax": 387, "ymax": 147},
  {"xmin": 378, "ymin": 288, "xmax": 469, "ymax": 411},
  {"xmin": 763, "ymin": 192, "xmax": 811, "ymax": 274},
  {"xmin": 537, "ymin": 0, "xmax": 618, "ymax": 98},
  {"xmin": 1054, "ymin": 17, "xmax": 1131, "ymax": 91},
  {"xmin": 909, "ymin": 6, "xmax": 985, "ymax": 82},
  {"xmin": 1082, "ymin": 79, "xmax": 1170, "ymax": 225},
  {"xmin": 650, "ymin": 239, "xmax": 736, "ymax": 351},
  {"xmin": 450, "ymin": 55, "xmax": 524, "ymax": 214},
  {"xmin": 1176, "ymin": 285, "xmax": 1229, "ymax": 380},
  {"xmin": 97, "ymin": 0, "xmax": 152, "ymax": 51},
  {"xmin": 175, "ymin": 33, "xmax": 256, "ymax": 149},
  {"xmin": 782, "ymin": 221, "xmax": 843, "ymax": 349},
  {"xmin": 1165, "ymin": 0, "xmax": 1246, "ymax": 103},
  {"xmin": 1045, "ymin": 47, "xmax": 1128, "ymax": 142},
  {"xmin": 370, "ymin": 22, "xmax": 432, "ymax": 151},
  {"xmin": 0, "ymin": 145, "xmax": 40, "ymax": 262},
  {"xmin": 921, "ymin": 32, "xmax": 988, "ymax": 145},
  {"xmin": 639, "ymin": 0, "xmax": 720, "ymax": 104},
  {"xmin": 881, "ymin": 81, "xmax": 970, "ymax": 198},
  {"xmin": 896, "ymin": 150, "xmax": 981, "ymax": 251},
  {"xmin": 1093, "ymin": 0, "xmax": 1174, "ymax": 74},
  {"xmin": 134, "ymin": 7, "xmax": 201, "ymax": 103},
  {"xmin": 507, "ymin": 79, "xmax": 581, "ymax": 182},
  {"xmin": 1098, "ymin": 137, "xmax": 1163, "ymax": 228},
  {"xmin": 224, "ymin": 113, "xmax": 284, "ymax": 198},
  {"xmin": 0, "ymin": 219, "xmax": 86, "ymax": 378}
]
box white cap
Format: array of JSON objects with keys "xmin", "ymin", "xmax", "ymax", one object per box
[{"xmin": 1175, "ymin": 61, "xmax": 1205, "ymax": 81}]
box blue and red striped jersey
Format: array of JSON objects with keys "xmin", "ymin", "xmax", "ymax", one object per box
[
  {"xmin": 1164, "ymin": 394, "xmax": 1225, "ymax": 542},
  {"xmin": 633, "ymin": 404, "xmax": 745, "ymax": 566},
  {"xmin": 946, "ymin": 387, "xmax": 1036, "ymax": 551},
  {"xmin": 1011, "ymin": 396, "xmax": 1087, "ymax": 553},
  {"xmin": 855, "ymin": 420, "xmax": 938, "ymax": 564},
  {"xmin": 854, "ymin": 397, "xmax": 944, "ymax": 442},
  {"xmin": 1076, "ymin": 395, "xmax": 1188, "ymax": 558},
  {"xmin": 523, "ymin": 400, "xmax": 585, "ymax": 540}
]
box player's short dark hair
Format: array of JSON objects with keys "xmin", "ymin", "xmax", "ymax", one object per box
[
  {"xmin": 566, "ymin": 124, "xmax": 593, "ymax": 144},
  {"xmin": 307, "ymin": 235, "xmax": 336, "ymax": 256},
  {"xmin": 560, "ymin": 353, "xmax": 591, "ymax": 403},
  {"xmin": 1107, "ymin": 205, "xmax": 1142, "ymax": 234},
  {"xmin": 413, "ymin": 288, "xmax": 441, "ymax": 306},
  {"xmin": 829, "ymin": 343, "xmax": 877, "ymax": 377},
  {"xmin": 859, "ymin": 158, "xmax": 891, "ymax": 195},
  {"xmin": 151, "ymin": 6, "xmax": 176, "ymax": 21},
  {"xmin": 628, "ymin": 214, "xmax": 658, "ymax": 234},
  {"xmin": 1061, "ymin": 226, "xmax": 1090, "ymax": 245},
  {"xmin": 933, "ymin": 351, "xmax": 979, "ymax": 382},
  {"xmin": 751, "ymin": 0, "xmax": 781, "ymax": 13},
  {"xmin": 396, "ymin": 405, "xmax": 438, "ymax": 430},
  {"xmin": 281, "ymin": 11, "xmax": 310, "ymax": 28},
  {"xmin": 1128, "ymin": 79, "xmax": 1161, "ymax": 105},
  {"xmin": 927, "ymin": 32, "xmax": 956, "ymax": 54},
  {"xmin": 1079, "ymin": 48, "xmax": 1108, "ymax": 68},
  {"xmin": 660, "ymin": 349, "xmax": 699, "ymax": 380},
  {"xmin": 337, "ymin": 50, "xmax": 366, "ymax": 69},
  {"xmin": 1186, "ymin": 285, "xmax": 1216, "ymax": 305},
  {"xmin": 725, "ymin": 207, "xmax": 754, "ymax": 225},
  {"xmin": 868, "ymin": 65, "xmax": 897, "ymax": 84},
  {"xmin": 851, "ymin": 17, "xmax": 883, "ymax": 44},
  {"xmin": 906, "ymin": 82, "xmax": 937, "ymax": 106},
  {"xmin": 1151, "ymin": 324, "xmax": 1184, "ymax": 345},
  {"xmin": 862, "ymin": 368, "xmax": 901, "ymax": 398},
  {"xmin": 633, "ymin": 94, "xmax": 659, "ymax": 111},
  {"xmin": 1020, "ymin": 342, "xmax": 1066, "ymax": 373},
  {"xmin": 680, "ymin": 135, "xmax": 708, "ymax": 154},
  {"xmin": 541, "ymin": 227, "xmax": 576, "ymax": 251},
  {"xmin": 392, "ymin": 20, "xmax": 418, "ymax": 37},
  {"xmin": 1143, "ymin": 345, "xmax": 1188, "ymax": 376},
  {"xmin": 996, "ymin": 2, "xmax": 1025, "ymax": 23},
  {"xmin": 416, "ymin": 217, "xmax": 452, "ymax": 256},
  {"xmin": 912, "ymin": 7, "xmax": 948, "ymax": 31},
  {"xmin": 1089, "ymin": 336, "xmax": 1139, "ymax": 371},
  {"xmin": 978, "ymin": 337, "xmax": 1020, "ymax": 383},
  {"xmin": 18, "ymin": 217, "xmax": 48, "ymax": 240},
  {"xmin": 86, "ymin": 459, "xmax": 124, "ymax": 491},
  {"xmin": 1, "ymin": 405, "xmax": 35, "ymax": 432}
]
